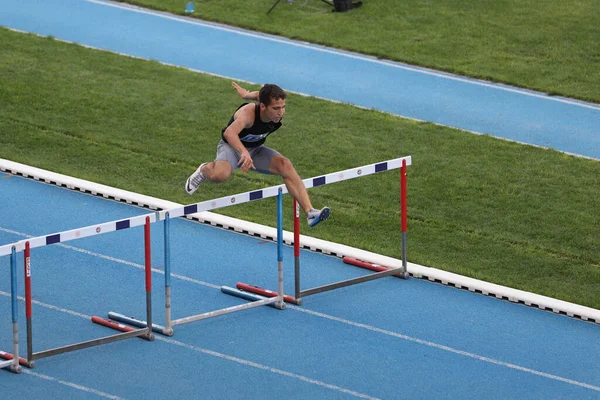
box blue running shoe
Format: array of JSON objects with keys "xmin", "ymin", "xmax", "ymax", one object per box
[{"xmin": 307, "ymin": 207, "xmax": 330, "ymax": 227}]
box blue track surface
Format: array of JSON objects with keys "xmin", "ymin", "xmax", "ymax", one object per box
[
  {"xmin": 1, "ymin": 1, "xmax": 600, "ymax": 398},
  {"xmin": 1, "ymin": 0, "xmax": 599, "ymax": 160},
  {"xmin": 1, "ymin": 172, "xmax": 600, "ymax": 399}
]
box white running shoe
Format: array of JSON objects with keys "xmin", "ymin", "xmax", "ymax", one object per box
[
  {"xmin": 307, "ymin": 207, "xmax": 330, "ymax": 227},
  {"xmin": 185, "ymin": 163, "xmax": 207, "ymax": 195}
]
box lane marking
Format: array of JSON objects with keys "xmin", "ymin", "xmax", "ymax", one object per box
[
  {"xmin": 156, "ymin": 336, "xmax": 379, "ymax": 400},
  {"xmin": 20, "ymin": 369, "xmax": 124, "ymax": 399}
]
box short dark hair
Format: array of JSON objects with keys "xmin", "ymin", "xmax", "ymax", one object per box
[{"xmin": 259, "ymin": 84, "xmax": 286, "ymax": 106}]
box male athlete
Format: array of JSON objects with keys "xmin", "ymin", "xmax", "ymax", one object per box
[{"xmin": 185, "ymin": 82, "xmax": 330, "ymax": 227}]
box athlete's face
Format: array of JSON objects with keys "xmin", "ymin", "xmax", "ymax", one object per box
[{"xmin": 261, "ymin": 98, "xmax": 286, "ymax": 123}]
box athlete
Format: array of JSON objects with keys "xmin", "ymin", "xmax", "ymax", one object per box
[{"xmin": 185, "ymin": 82, "xmax": 330, "ymax": 227}]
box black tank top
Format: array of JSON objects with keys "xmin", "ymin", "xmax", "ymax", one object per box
[{"xmin": 221, "ymin": 103, "xmax": 282, "ymax": 148}]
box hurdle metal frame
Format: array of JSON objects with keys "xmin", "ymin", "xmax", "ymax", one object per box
[
  {"xmin": 0, "ymin": 214, "xmax": 156, "ymax": 368},
  {"xmin": 109, "ymin": 189, "xmax": 288, "ymax": 336},
  {"xmin": 232, "ymin": 156, "xmax": 411, "ymax": 305},
  {"xmin": 108, "ymin": 156, "xmax": 411, "ymax": 335}
]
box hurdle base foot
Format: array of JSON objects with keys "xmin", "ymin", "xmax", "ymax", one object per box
[
  {"xmin": 162, "ymin": 328, "xmax": 174, "ymax": 336},
  {"xmin": 143, "ymin": 333, "xmax": 155, "ymax": 341},
  {"xmin": 10, "ymin": 364, "xmax": 22, "ymax": 374}
]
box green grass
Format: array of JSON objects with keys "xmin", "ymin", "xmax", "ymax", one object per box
[
  {"xmin": 1, "ymin": 28, "xmax": 599, "ymax": 309},
  {"xmin": 112, "ymin": 0, "xmax": 600, "ymax": 103}
]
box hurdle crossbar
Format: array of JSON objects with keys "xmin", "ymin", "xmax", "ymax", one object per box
[
  {"xmin": 0, "ymin": 212, "xmax": 157, "ymax": 257},
  {"xmin": 158, "ymin": 156, "xmax": 411, "ymax": 221},
  {"xmin": 20, "ymin": 217, "xmax": 155, "ymax": 367},
  {"xmin": 231, "ymin": 156, "xmax": 411, "ymax": 305}
]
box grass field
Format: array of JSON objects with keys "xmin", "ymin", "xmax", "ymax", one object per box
[
  {"xmin": 114, "ymin": 0, "xmax": 600, "ymax": 104},
  {"xmin": 1, "ymin": 28, "xmax": 599, "ymax": 309}
]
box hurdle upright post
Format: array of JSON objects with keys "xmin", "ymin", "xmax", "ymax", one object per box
[
  {"xmin": 0, "ymin": 247, "xmax": 22, "ymax": 373},
  {"xmin": 293, "ymin": 199, "xmax": 302, "ymax": 304},
  {"xmin": 276, "ymin": 188, "xmax": 285, "ymax": 310},
  {"xmin": 164, "ymin": 212, "xmax": 173, "ymax": 336},
  {"xmin": 9, "ymin": 247, "xmax": 21, "ymax": 373},
  {"xmin": 400, "ymin": 159, "xmax": 409, "ymax": 279},
  {"xmin": 24, "ymin": 241, "xmax": 34, "ymax": 368},
  {"xmin": 143, "ymin": 216, "xmax": 155, "ymax": 341}
]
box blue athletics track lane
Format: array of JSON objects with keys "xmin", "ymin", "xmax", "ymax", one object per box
[
  {"xmin": 1, "ymin": 0, "xmax": 600, "ymax": 160},
  {"xmin": 1, "ymin": 175, "xmax": 600, "ymax": 399}
]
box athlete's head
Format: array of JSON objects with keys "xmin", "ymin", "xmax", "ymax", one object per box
[
  {"xmin": 259, "ymin": 84, "xmax": 286, "ymax": 123},
  {"xmin": 259, "ymin": 84, "xmax": 286, "ymax": 106}
]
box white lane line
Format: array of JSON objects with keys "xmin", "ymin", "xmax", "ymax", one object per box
[
  {"xmin": 155, "ymin": 336, "xmax": 379, "ymax": 399},
  {"xmin": 20, "ymin": 369, "xmax": 124, "ymax": 399},
  {"xmin": 0, "ymin": 226, "xmax": 220, "ymax": 289}
]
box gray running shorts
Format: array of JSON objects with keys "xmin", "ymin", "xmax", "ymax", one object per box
[{"xmin": 216, "ymin": 140, "xmax": 281, "ymax": 174}]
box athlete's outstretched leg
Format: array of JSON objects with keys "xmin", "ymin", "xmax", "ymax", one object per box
[{"xmin": 269, "ymin": 155, "xmax": 330, "ymax": 227}]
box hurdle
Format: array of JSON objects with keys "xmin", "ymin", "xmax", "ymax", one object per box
[
  {"xmin": 232, "ymin": 156, "xmax": 411, "ymax": 304},
  {"xmin": 109, "ymin": 156, "xmax": 411, "ymax": 334},
  {"xmin": 0, "ymin": 213, "xmax": 156, "ymax": 368},
  {"xmin": 0, "ymin": 247, "xmax": 22, "ymax": 373},
  {"xmin": 108, "ymin": 188, "xmax": 288, "ymax": 336}
]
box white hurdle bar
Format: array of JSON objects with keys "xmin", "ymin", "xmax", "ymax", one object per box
[
  {"xmin": 0, "ymin": 212, "xmax": 157, "ymax": 256},
  {"xmin": 110, "ymin": 156, "xmax": 411, "ymax": 335},
  {"xmin": 160, "ymin": 156, "xmax": 412, "ymax": 221}
]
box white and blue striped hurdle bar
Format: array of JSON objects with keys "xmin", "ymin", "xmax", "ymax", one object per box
[
  {"xmin": 159, "ymin": 156, "xmax": 412, "ymax": 221},
  {"xmin": 0, "ymin": 212, "xmax": 158, "ymax": 257}
]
